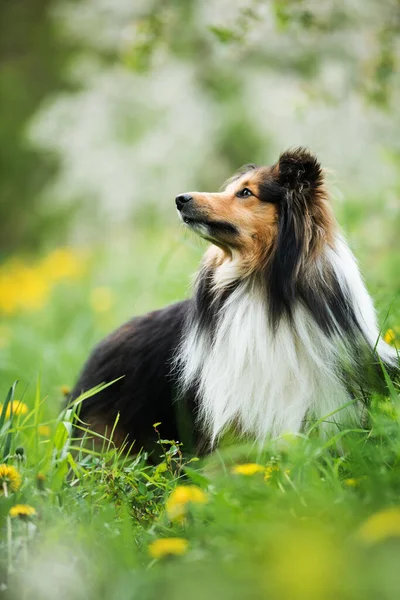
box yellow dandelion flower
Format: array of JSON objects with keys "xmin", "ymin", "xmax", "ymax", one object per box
[
  {"xmin": 148, "ymin": 537, "xmax": 188, "ymax": 559},
  {"xmin": 38, "ymin": 425, "xmax": 51, "ymax": 437},
  {"xmin": 344, "ymin": 476, "xmax": 365, "ymax": 487},
  {"xmin": 344, "ymin": 478, "xmax": 358, "ymax": 487},
  {"xmin": 358, "ymin": 507, "xmax": 400, "ymax": 544},
  {"xmin": 0, "ymin": 267, "xmax": 22, "ymax": 315},
  {"xmin": 9, "ymin": 504, "xmax": 36, "ymax": 520},
  {"xmin": 60, "ymin": 385, "xmax": 71, "ymax": 396},
  {"xmin": 17, "ymin": 266, "xmax": 50, "ymax": 311},
  {"xmin": 0, "ymin": 260, "xmax": 50, "ymax": 314},
  {"xmin": 166, "ymin": 485, "xmax": 208, "ymax": 522},
  {"xmin": 231, "ymin": 463, "xmax": 264, "ymax": 476},
  {"xmin": 264, "ymin": 464, "xmax": 281, "ymax": 481},
  {"xmin": 384, "ymin": 329, "xmax": 396, "ymax": 345},
  {"xmin": 0, "ymin": 282, "xmax": 15, "ymax": 315},
  {"xmin": 0, "ymin": 249, "xmax": 86, "ymax": 317},
  {"xmin": 271, "ymin": 527, "xmax": 341, "ymax": 599},
  {"xmin": 39, "ymin": 248, "xmax": 84, "ymax": 282},
  {"xmin": 0, "ymin": 464, "xmax": 22, "ymax": 493},
  {"xmin": 36, "ymin": 472, "xmax": 46, "ymax": 491},
  {"xmin": 0, "ymin": 400, "xmax": 29, "ymax": 419},
  {"xmin": 90, "ymin": 287, "xmax": 114, "ymax": 313}
]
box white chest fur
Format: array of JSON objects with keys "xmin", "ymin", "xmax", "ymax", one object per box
[
  {"xmin": 178, "ymin": 278, "xmax": 359, "ymax": 444},
  {"xmin": 177, "ymin": 237, "xmax": 396, "ymax": 444}
]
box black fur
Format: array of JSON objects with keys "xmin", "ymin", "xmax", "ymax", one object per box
[
  {"xmin": 192, "ymin": 267, "xmax": 238, "ymax": 334},
  {"xmin": 278, "ymin": 147, "xmax": 324, "ymax": 192},
  {"xmin": 267, "ymin": 188, "xmax": 304, "ymax": 325},
  {"xmin": 257, "ymin": 179, "xmax": 283, "ymax": 204},
  {"xmin": 187, "ymin": 218, "xmax": 239, "ymax": 237},
  {"xmin": 206, "ymin": 220, "xmax": 239, "ymax": 237},
  {"xmin": 70, "ymin": 301, "xmax": 201, "ymax": 452},
  {"xmin": 192, "ymin": 268, "xmax": 216, "ymax": 331},
  {"xmin": 263, "ymin": 148, "xmax": 364, "ymax": 338},
  {"xmin": 265, "ymin": 148, "xmax": 327, "ymax": 327},
  {"xmin": 298, "ymin": 268, "xmax": 361, "ymax": 337},
  {"xmin": 70, "ymin": 267, "xmax": 238, "ymax": 453}
]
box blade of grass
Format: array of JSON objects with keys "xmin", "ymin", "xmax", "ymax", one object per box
[
  {"xmin": 0, "ymin": 381, "xmax": 17, "ymax": 431},
  {"xmin": 1, "ymin": 381, "xmax": 18, "ymax": 461}
]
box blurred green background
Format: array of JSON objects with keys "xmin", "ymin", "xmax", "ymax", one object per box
[
  {"xmin": 1, "ymin": 3, "xmax": 400, "ymax": 599},
  {"xmin": 0, "ymin": 0, "xmax": 399, "ymax": 408}
]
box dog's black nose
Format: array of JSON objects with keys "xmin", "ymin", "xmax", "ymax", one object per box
[{"xmin": 175, "ymin": 193, "xmax": 193, "ymax": 211}]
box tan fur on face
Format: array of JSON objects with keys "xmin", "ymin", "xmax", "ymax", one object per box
[
  {"xmin": 185, "ymin": 159, "xmax": 336, "ymax": 279},
  {"xmin": 188, "ymin": 168, "xmax": 278, "ymax": 277}
]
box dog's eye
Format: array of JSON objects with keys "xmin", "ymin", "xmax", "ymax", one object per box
[{"xmin": 237, "ymin": 188, "xmax": 252, "ymax": 198}]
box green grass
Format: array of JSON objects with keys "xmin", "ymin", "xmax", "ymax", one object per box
[{"xmin": 0, "ymin": 211, "xmax": 399, "ymax": 600}]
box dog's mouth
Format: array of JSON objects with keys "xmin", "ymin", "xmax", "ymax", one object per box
[
  {"xmin": 181, "ymin": 216, "xmax": 215, "ymax": 240},
  {"xmin": 182, "ymin": 216, "xmax": 206, "ymax": 227},
  {"xmin": 180, "ymin": 214, "xmax": 239, "ymax": 240}
]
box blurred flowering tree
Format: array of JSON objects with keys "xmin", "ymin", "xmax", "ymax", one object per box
[
  {"xmin": 126, "ymin": 0, "xmax": 400, "ymax": 107},
  {"xmin": 1, "ymin": 0, "xmax": 399, "ymax": 253}
]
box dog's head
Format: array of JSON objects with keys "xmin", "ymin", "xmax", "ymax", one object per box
[
  {"xmin": 176, "ymin": 147, "xmax": 336, "ymax": 320},
  {"xmin": 176, "ymin": 147, "xmax": 334, "ymax": 272}
]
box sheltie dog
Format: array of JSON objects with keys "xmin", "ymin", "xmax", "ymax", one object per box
[{"xmin": 70, "ymin": 148, "xmax": 398, "ymax": 453}]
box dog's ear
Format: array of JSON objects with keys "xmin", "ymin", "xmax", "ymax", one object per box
[
  {"xmin": 277, "ymin": 147, "xmax": 324, "ymax": 197},
  {"xmin": 267, "ymin": 148, "xmax": 325, "ymax": 326}
]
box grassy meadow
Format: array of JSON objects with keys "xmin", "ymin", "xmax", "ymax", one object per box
[{"xmin": 0, "ymin": 202, "xmax": 399, "ymax": 599}]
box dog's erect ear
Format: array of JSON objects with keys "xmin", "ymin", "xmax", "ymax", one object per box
[
  {"xmin": 277, "ymin": 147, "xmax": 324, "ymax": 194},
  {"xmin": 266, "ymin": 148, "xmax": 327, "ymax": 326}
]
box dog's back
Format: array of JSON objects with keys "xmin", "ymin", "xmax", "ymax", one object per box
[{"xmin": 70, "ymin": 300, "xmax": 199, "ymax": 451}]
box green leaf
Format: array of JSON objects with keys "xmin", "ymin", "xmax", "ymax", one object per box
[
  {"xmin": 208, "ymin": 25, "xmax": 241, "ymax": 44},
  {"xmin": 183, "ymin": 466, "xmax": 210, "ymax": 487}
]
